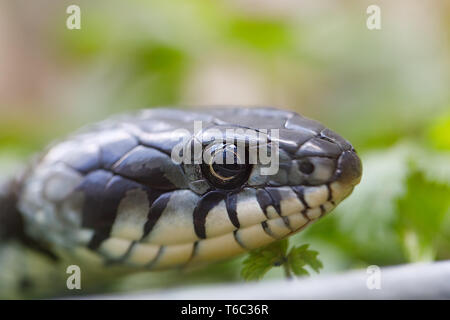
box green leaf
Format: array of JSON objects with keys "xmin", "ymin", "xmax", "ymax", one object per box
[
  {"xmin": 241, "ymin": 240, "xmax": 323, "ymax": 281},
  {"xmin": 240, "ymin": 240, "xmax": 288, "ymax": 281},
  {"xmin": 288, "ymin": 244, "xmax": 323, "ymax": 276}
]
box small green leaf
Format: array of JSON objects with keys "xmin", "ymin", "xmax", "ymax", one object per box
[
  {"xmin": 240, "ymin": 240, "xmax": 323, "ymax": 281},
  {"xmin": 291, "ymin": 266, "xmax": 310, "ymax": 276},
  {"xmin": 240, "ymin": 240, "xmax": 288, "ymax": 281},
  {"xmin": 288, "ymin": 244, "xmax": 323, "ymax": 276}
]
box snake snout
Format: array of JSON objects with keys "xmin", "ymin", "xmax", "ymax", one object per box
[
  {"xmin": 335, "ymin": 149, "xmax": 362, "ymax": 187},
  {"xmin": 313, "ymin": 127, "xmax": 362, "ymax": 187}
]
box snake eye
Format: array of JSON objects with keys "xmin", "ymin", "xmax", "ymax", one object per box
[
  {"xmin": 201, "ymin": 144, "xmax": 251, "ymax": 189},
  {"xmin": 299, "ymin": 160, "xmax": 315, "ymax": 174}
]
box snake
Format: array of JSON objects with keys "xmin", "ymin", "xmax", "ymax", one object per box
[{"xmin": 0, "ymin": 107, "xmax": 362, "ymax": 298}]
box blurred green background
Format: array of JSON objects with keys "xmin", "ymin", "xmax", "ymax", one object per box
[{"xmin": 0, "ymin": 0, "xmax": 449, "ymax": 291}]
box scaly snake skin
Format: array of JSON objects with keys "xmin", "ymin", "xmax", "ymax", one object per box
[{"xmin": 0, "ymin": 107, "xmax": 362, "ymax": 298}]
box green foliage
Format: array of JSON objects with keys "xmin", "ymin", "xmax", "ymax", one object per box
[
  {"xmin": 396, "ymin": 170, "xmax": 450, "ymax": 261},
  {"xmin": 241, "ymin": 240, "xmax": 322, "ymax": 281}
]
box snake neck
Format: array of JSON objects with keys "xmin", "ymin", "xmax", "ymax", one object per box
[
  {"xmin": 1, "ymin": 177, "xmax": 24, "ymax": 241},
  {"xmin": 0, "ymin": 177, "xmax": 61, "ymax": 298},
  {"xmin": 0, "ymin": 177, "xmax": 57, "ymax": 260}
]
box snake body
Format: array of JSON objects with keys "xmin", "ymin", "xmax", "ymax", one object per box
[{"xmin": 0, "ymin": 107, "xmax": 362, "ymax": 298}]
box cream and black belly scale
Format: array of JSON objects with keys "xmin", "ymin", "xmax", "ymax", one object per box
[{"xmin": 1, "ymin": 108, "xmax": 362, "ymax": 277}]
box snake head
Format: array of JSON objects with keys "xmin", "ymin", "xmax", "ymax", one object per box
[
  {"xmin": 18, "ymin": 107, "xmax": 362, "ymax": 269},
  {"xmin": 162, "ymin": 108, "xmax": 363, "ymax": 264}
]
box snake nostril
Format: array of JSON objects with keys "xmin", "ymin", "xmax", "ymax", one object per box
[{"xmin": 299, "ymin": 161, "xmax": 315, "ymax": 174}]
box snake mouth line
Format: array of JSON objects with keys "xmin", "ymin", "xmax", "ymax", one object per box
[{"xmin": 231, "ymin": 201, "xmax": 335, "ymax": 250}]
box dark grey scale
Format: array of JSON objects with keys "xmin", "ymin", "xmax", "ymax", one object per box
[
  {"xmin": 261, "ymin": 221, "xmax": 277, "ymax": 239},
  {"xmin": 290, "ymin": 186, "xmax": 311, "ymax": 219},
  {"xmin": 269, "ymin": 129, "xmax": 315, "ymax": 155},
  {"xmin": 194, "ymin": 123, "xmax": 260, "ymax": 146},
  {"xmin": 77, "ymin": 170, "xmax": 158, "ymax": 250},
  {"xmin": 320, "ymin": 128, "xmax": 352, "ymax": 152},
  {"xmin": 111, "ymin": 145, "xmax": 183, "ymax": 190},
  {"xmin": 0, "ymin": 180, "xmax": 59, "ymax": 261},
  {"xmin": 261, "ymin": 187, "xmax": 294, "ymax": 230},
  {"xmin": 61, "ymin": 141, "xmax": 101, "ymax": 174},
  {"xmin": 77, "ymin": 169, "xmax": 114, "ymax": 232},
  {"xmin": 255, "ymin": 188, "xmax": 283, "ymax": 217},
  {"xmin": 295, "ymin": 137, "xmax": 342, "ymax": 159},
  {"xmin": 117, "ymin": 114, "xmax": 196, "ymax": 157},
  {"xmin": 193, "ymin": 191, "xmax": 226, "ymax": 239},
  {"xmin": 282, "ymin": 216, "xmax": 295, "ymax": 232},
  {"xmin": 225, "ymin": 193, "xmax": 240, "ymax": 228},
  {"xmin": 264, "ymin": 188, "xmax": 283, "ymax": 215},
  {"xmin": 0, "ymin": 180, "xmax": 23, "ymax": 241},
  {"xmin": 265, "ymin": 149, "xmax": 292, "ymax": 187},
  {"xmin": 334, "ymin": 150, "xmax": 363, "ymax": 185},
  {"xmin": 98, "ymin": 131, "xmax": 139, "ymax": 169},
  {"xmin": 141, "ymin": 192, "xmax": 173, "ymax": 239},
  {"xmin": 255, "ymin": 189, "xmax": 275, "ymax": 218},
  {"xmin": 285, "ymin": 113, "xmax": 325, "ymax": 135},
  {"xmin": 132, "ymin": 130, "xmax": 192, "ymax": 156},
  {"xmin": 277, "ymin": 152, "xmax": 294, "ymax": 172}
]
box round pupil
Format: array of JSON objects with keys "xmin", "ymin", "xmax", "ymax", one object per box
[
  {"xmin": 212, "ymin": 163, "xmax": 246, "ymax": 178},
  {"xmin": 201, "ymin": 144, "xmax": 252, "ymax": 189},
  {"xmin": 212, "ymin": 150, "xmax": 245, "ymax": 178},
  {"xmin": 299, "ymin": 161, "xmax": 315, "ymax": 174}
]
